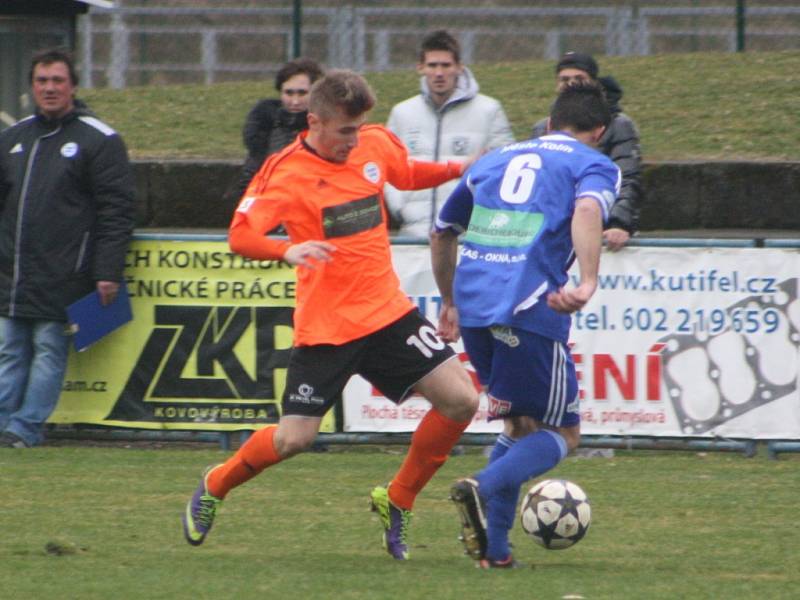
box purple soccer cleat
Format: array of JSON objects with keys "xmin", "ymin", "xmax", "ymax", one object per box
[
  {"xmin": 370, "ymin": 485, "xmax": 412, "ymax": 560},
  {"xmin": 182, "ymin": 465, "xmax": 223, "ymax": 546}
]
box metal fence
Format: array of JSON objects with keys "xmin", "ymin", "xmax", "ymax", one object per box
[{"xmin": 78, "ymin": 1, "xmax": 800, "ymax": 88}]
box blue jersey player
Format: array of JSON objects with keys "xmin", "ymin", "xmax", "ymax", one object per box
[{"xmin": 430, "ymin": 82, "xmax": 620, "ymax": 568}]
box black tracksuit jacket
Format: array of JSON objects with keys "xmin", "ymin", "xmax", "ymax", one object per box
[{"xmin": 0, "ymin": 105, "xmax": 135, "ymax": 321}]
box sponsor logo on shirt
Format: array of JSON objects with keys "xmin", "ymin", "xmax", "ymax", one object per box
[
  {"xmin": 489, "ymin": 213, "xmax": 510, "ymax": 229},
  {"xmin": 465, "ymin": 205, "xmax": 544, "ymax": 247},
  {"xmin": 321, "ymin": 194, "xmax": 383, "ymax": 238}
]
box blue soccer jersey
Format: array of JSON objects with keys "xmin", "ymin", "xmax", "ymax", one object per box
[{"xmin": 435, "ymin": 133, "xmax": 621, "ymax": 342}]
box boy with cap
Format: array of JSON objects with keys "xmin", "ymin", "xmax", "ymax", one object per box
[{"xmin": 531, "ymin": 52, "xmax": 642, "ymax": 251}]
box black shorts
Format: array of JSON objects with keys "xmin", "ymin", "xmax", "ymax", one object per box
[{"xmin": 282, "ymin": 310, "xmax": 456, "ymax": 417}]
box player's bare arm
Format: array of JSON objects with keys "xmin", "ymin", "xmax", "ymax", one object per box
[
  {"xmin": 547, "ymin": 197, "xmax": 603, "ymax": 314},
  {"xmin": 430, "ymin": 229, "xmax": 461, "ymax": 342}
]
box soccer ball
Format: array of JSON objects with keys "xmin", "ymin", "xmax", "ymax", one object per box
[{"xmin": 519, "ymin": 479, "xmax": 591, "ymax": 549}]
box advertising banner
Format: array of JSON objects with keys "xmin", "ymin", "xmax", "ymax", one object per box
[
  {"xmin": 52, "ymin": 238, "xmax": 335, "ymax": 433},
  {"xmin": 343, "ymin": 246, "xmax": 800, "ymax": 439}
]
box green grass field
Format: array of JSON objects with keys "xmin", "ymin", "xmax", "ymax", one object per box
[
  {"xmin": 80, "ymin": 51, "xmax": 800, "ymax": 162},
  {"xmin": 1, "ymin": 445, "xmax": 797, "ymax": 599}
]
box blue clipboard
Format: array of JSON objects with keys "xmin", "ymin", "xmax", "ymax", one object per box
[{"xmin": 66, "ymin": 281, "xmax": 133, "ymax": 352}]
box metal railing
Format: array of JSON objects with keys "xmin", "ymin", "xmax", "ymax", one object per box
[{"xmin": 78, "ymin": 4, "xmax": 800, "ymax": 88}]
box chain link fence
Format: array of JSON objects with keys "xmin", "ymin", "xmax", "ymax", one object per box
[{"xmin": 74, "ymin": 1, "xmax": 800, "ymax": 89}]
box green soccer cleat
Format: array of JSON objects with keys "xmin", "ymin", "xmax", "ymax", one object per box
[
  {"xmin": 182, "ymin": 465, "xmax": 223, "ymax": 546},
  {"xmin": 370, "ymin": 485, "xmax": 413, "ymax": 560}
]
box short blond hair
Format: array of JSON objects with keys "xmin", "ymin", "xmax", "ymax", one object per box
[{"xmin": 308, "ymin": 70, "xmax": 375, "ymax": 120}]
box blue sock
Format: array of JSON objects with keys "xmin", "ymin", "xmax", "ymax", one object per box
[
  {"xmin": 477, "ymin": 430, "xmax": 568, "ymax": 561},
  {"xmin": 488, "ymin": 433, "xmax": 516, "ymax": 464},
  {"xmin": 478, "ymin": 429, "xmax": 568, "ymax": 496},
  {"xmin": 485, "ymin": 484, "xmax": 520, "ymax": 561},
  {"xmin": 485, "ymin": 434, "xmax": 517, "ymax": 560}
]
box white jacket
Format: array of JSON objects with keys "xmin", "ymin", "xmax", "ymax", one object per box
[{"xmin": 385, "ymin": 68, "xmax": 514, "ymax": 238}]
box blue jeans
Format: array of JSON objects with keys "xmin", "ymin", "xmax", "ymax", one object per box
[{"xmin": 0, "ymin": 316, "xmax": 71, "ymax": 447}]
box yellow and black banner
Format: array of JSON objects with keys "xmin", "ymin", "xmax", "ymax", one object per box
[{"xmin": 52, "ymin": 237, "xmax": 335, "ymax": 432}]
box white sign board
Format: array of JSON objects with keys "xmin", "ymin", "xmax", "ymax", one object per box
[{"xmin": 343, "ymin": 246, "xmax": 800, "ymax": 440}]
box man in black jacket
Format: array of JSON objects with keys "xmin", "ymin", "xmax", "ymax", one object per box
[
  {"xmin": 0, "ymin": 49, "xmax": 135, "ymax": 448},
  {"xmin": 531, "ymin": 52, "xmax": 643, "ymax": 250}
]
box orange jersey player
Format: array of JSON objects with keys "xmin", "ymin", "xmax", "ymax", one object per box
[
  {"xmin": 182, "ymin": 70, "xmax": 479, "ymax": 562},
  {"xmin": 229, "ymin": 123, "xmax": 463, "ymax": 346}
]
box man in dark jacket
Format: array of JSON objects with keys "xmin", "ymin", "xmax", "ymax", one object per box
[
  {"xmin": 531, "ymin": 52, "xmax": 643, "ymax": 250},
  {"xmin": 0, "ymin": 49, "xmax": 135, "ymax": 448}
]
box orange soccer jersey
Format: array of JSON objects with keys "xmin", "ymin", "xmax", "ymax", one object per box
[{"xmin": 228, "ymin": 125, "xmax": 462, "ymax": 346}]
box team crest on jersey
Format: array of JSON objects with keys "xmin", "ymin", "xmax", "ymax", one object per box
[
  {"xmin": 363, "ymin": 162, "xmax": 380, "ymax": 183},
  {"xmin": 60, "ymin": 142, "xmax": 78, "ymax": 158}
]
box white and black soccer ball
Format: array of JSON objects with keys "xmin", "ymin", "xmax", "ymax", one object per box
[{"xmin": 519, "ymin": 479, "xmax": 591, "ymax": 549}]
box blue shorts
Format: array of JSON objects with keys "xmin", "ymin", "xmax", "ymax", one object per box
[{"xmin": 460, "ymin": 326, "xmax": 580, "ymax": 428}]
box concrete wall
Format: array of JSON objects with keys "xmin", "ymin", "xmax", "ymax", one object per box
[
  {"xmin": 132, "ymin": 160, "xmax": 241, "ymax": 229},
  {"xmin": 133, "ymin": 159, "xmax": 800, "ymax": 231},
  {"xmin": 641, "ymin": 161, "xmax": 800, "ymax": 230}
]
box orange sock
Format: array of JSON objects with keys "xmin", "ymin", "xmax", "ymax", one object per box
[
  {"xmin": 207, "ymin": 426, "xmax": 282, "ymax": 499},
  {"xmin": 388, "ymin": 408, "xmax": 470, "ymax": 510}
]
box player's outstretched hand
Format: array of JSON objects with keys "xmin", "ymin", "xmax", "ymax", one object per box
[
  {"xmin": 547, "ymin": 282, "xmax": 596, "ymax": 314},
  {"xmin": 437, "ymin": 304, "xmax": 461, "ymax": 343},
  {"xmin": 284, "ymin": 241, "xmax": 336, "ymax": 268}
]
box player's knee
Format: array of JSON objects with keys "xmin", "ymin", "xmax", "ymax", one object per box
[
  {"xmin": 450, "ymin": 383, "xmax": 479, "ymax": 422},
  {"xmin": 432, "ymin": 384, "xmax": 477, "ymax": 422},
  {"xmin": 421, "ymin": 361, "xmax": 478, "ymax": 421}
]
